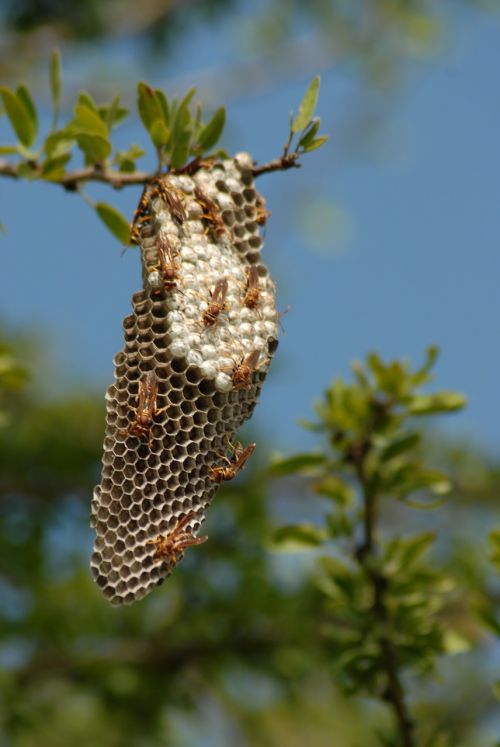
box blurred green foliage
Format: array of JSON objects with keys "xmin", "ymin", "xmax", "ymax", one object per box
[
  {"xmin": 0, "ymin": 334, "xmax": 499, "ymax": 746},
  {"xmin": 2, "ymin": 0, "xmax": 499, "ymax": 88}
]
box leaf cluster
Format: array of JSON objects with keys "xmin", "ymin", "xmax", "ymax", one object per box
[
  {"xmin": 0, "ymin": 50, "xmax": 229, "ymax": 241},
  {"xmin": 0, "ymin": 51, "xmax": 227, "ymax": 175},
  {"xmin": 270, "ymin": 348, "xmax": 467, "ymax": 737},
  {"xmin": 317, "ymin": 534, "xmax": 450, "ymax": 697},
  {"xmin": 273, "ymin": 347, "xmax": 466, "ymax": 511},
  {"xmin": 282, "ymin": 76, "xmax": 328, "ymax": 162}
]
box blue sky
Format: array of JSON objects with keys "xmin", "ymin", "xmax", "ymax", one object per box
[{"xmin": 0, "ymin": 5, "xmax": 499, "ymax": 455}]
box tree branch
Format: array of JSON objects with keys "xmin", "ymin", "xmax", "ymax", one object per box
[
  {"xmin": 0, "ymin": 152, "xmax": 301, "ymax": 192},
  {"xmin": 0, "ymin": 159, "xmax": 155, "ymax": 190},
  {"xmin": 251, "ymin": 153, "xmax": 301, "ymax": 177},
  {"xmin": 352, "ymin": 446, "xmax": 417, "ymax": 747}
]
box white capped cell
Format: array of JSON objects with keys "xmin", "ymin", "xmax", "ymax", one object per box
[
  {"xmin": 170, "ymin": 339, "xmax": 188, "ymax": 358},
  {"xmin": 167, "ymin": 311, "xmax": 184, "ymax": 325},
  {"xmin": 218, "ymin": 357, "xmax": 235, "ymax": 370},
  {"xmin": 253, "ymin": 336, "xmax": 266, "ymax": 350},
  {"xmin": 173, "ymin": 176, "xmax": 194, "ymax": 193},
  {"xmin": 239, "ymin": 322, "xmax": 253, "ymax": 338},
  {"xmin": 186, "ymin": 349, "xmax": 203, "ymax": 367},
  {"xmin": 216, "ymin": 193, "xmax": 233, "ymax": 211},
  {"xmin": 148, "ymin": 271, "xmax": 162, "ymax": 290},
  {"xmin": 226, "ymin": 178, "xmax": 241, "ymax": 193},
  {"xmin": 184, "ymin": 304, "xmax": 199, "ymax": 320},
  {"xmin": 254, "ymin": 321, "xmax": 267, "ymax": 337},
  {"xmin": 169, "ymin": 322, "xmax": 186, "ymax": 338},
  {"xmin": 234, "ymin": 152, "xmax": 253, "ymax": 170},
  {"xmin": 201, "ymin": 344, "xmax": 217, "ymax": 360},
  {"xmin": 215, "ymin": 373, "xmax": 233, "ymax": 392},
  {"xmin": 239, "ymin": 307, "xmax": 253, "ymax": 322},
  {"xmin": 200, "ymin": 361, "xmax": 217, "ymax": 379},
  {"xmin": 264, "ymin": 320, "xmax": 278, "ymax": 337},
  {"xmin": 181, "ymin": 246, "xmax": 196, "ymax": 262}
]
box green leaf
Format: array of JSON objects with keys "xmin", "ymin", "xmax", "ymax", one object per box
[
  {"xmin": 16, "ymin": 85, "xmax": 38, "ymax": 134},
  {"xmin": 76, "ymin": 134, "xmax": 111, "ymax": 164},
  {"xmin": 95, "ymin": 203, "xmax": 131, "ymax": 244},
  {"xmin": 312, "ymin": 475, "xmax": 354, "ymax": 505},
  {"xmin": 137, "ymin": 82, "xmax": 163, "ymax": 131},
  {"xmin": 325, "ymin": 511, "xmax": 353, "ymax": 538},
  {"xmin": 0, "ymin": 87, "xmax": 36, "ymax": 147},
  {"xmin": 272, "ymin": 523, "xmax": 325, "ymax": 549},
  {"xmin": 171, "ymin": 88, "xmax": 196, "ymax": 144},
  {"xmin": 408, "ymin": 392, "xmax": 466, "ymax": 415},
  {"xmin": 41, "ymin": 154, "xmax": 71, "ymax": 180},
  {"xmin": 155, "ymin": 89, "xmax": 170, "ymax": 125},
  {"xmin": 176, "ymin": 88, "xmax": 196, "ymax": 123},
  {"xmin": 292, "ymin": 75, "xmax": 320, "ymax": 133},
  {"xmin": 411, "ymin": 345, "xmax": 439, "ymax": 386},
  {"xmin": 319, "ymin": 556, "xmax": 357, "ymax": 599},
  {"xmin": 269, "ymin": 452, "xmax": 327, "ymax": 476},
  {"xmin": 0, "ymin": 145, "xmax": 18, "ymax": 154},
  {"xmin": 399, "ymin": 531, "xmax": 435, "ymax": 568},
  {"xmin": 50, "ymin": 49, "xmax": 62, "ymax": 128},
  {"xmin": 383, "ymin": 462, "xmax": 451, "ymax": 501},
  {"xmin": 114, "ymin": 145, "xmax": 145, "ymax": 173},
  {"xmin": 169, "ymin": 128, "xmax": 192, "ymax": 170},
  {"xmin": 197, "ymin": 107, "xmax": 226, "ymax": 152},
  {"xmin": 410, "ymin": 469, "xmax": 451, "ymax": 496},
  {"xmin": 0, "ymin": 221, "xmax": 6, "ymax": 234},
  {"xmin": 44, "ymin": 131, "xmax": 75, "ymax": 158},
  {"xmin": 380, "ymin": 432, "xmax": 421, "ymax": 462},
  {"xmin": 72, "ymin": 103, "xmax": 109, "ymax": 139},
  {"xmin": 350, "ymin": 361, "xmax": 371, "ymax": 389},
  {"xmin": 302, "ymin": 135, "xmax": 329, "ymax": 153},
  {"xmin": 149, "ymin": 119, "xmax": 170, "ymax": 148},
  {"xmin": 100, "ymin": 96, "xmax": 128, "ymax": 129},
  {"xmin": 77, "ymin": 91, "xmax": 99, "ymax": 114},
  {"xmin": 297, "ymin": 118, "xmax": 320, "ymax": 149}
]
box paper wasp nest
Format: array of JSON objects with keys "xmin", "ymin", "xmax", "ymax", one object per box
[{"xmin": 91, "ymin": 154, "xmax": 279, "ymax": 605}]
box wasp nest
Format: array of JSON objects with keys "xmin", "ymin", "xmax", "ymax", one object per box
[{"xmin": 91, "ymin": 154, "xmax": 279, "ymax": 605}]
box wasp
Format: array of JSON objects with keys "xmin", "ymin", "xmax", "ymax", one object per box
[
  {"xmin": 209, "ymin": 441, "xmax": 256, "ymax": 483},
  {"xmin": 242, "ymin": 266, "xmax": 261, "ymax": 310},
  {"xmin": 228, "ymin": 349, "xmax": 267, "ymax": 389},
  {"xmin": 152, "ymin": 177, "xmax": 187, "ymax": 224},
  {"xmin": 120, "ymin": 371, "xmax": 167, "ymax": 448},
  {"xmin": 130, "ymin": 185, "xmax": 152, "ymax": 244},
  {"xmin": 203, "ymin": 277, "xmax": 229, "ymax": 327},
  {"xmin": 148, "ymin": 235, "xmax": 182, "ymax": 293},
  {"xmin": 147, "ymin": 512, "xmax": 207, "ymax": 566},
  {"xmin": 194, "ymin": 186, "xmax": 227, "ymax": 238},
  {"xmin": 255, "ymin": 195, "xmax": 271, "ymax": 226},
  {"xmin": 175, "ymin": 156, "xmax": 218, "ymax": 175}
]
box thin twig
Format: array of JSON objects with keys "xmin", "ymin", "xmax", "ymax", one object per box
[
  {"xmin": 0, "ymin": 159, "xmax": 155, "ymax": 190},
  {"xmin": 251, "ymin": 152, "xmax": 301, "ymax": 176},
  {"xmin": 0, "ymin": 151, "xmax": 301, "ymax": 192}
]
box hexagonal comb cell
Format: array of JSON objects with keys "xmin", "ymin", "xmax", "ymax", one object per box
[{"xmin": 91, "ymin": 154, "xmax": 279, "ymax": 605}]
